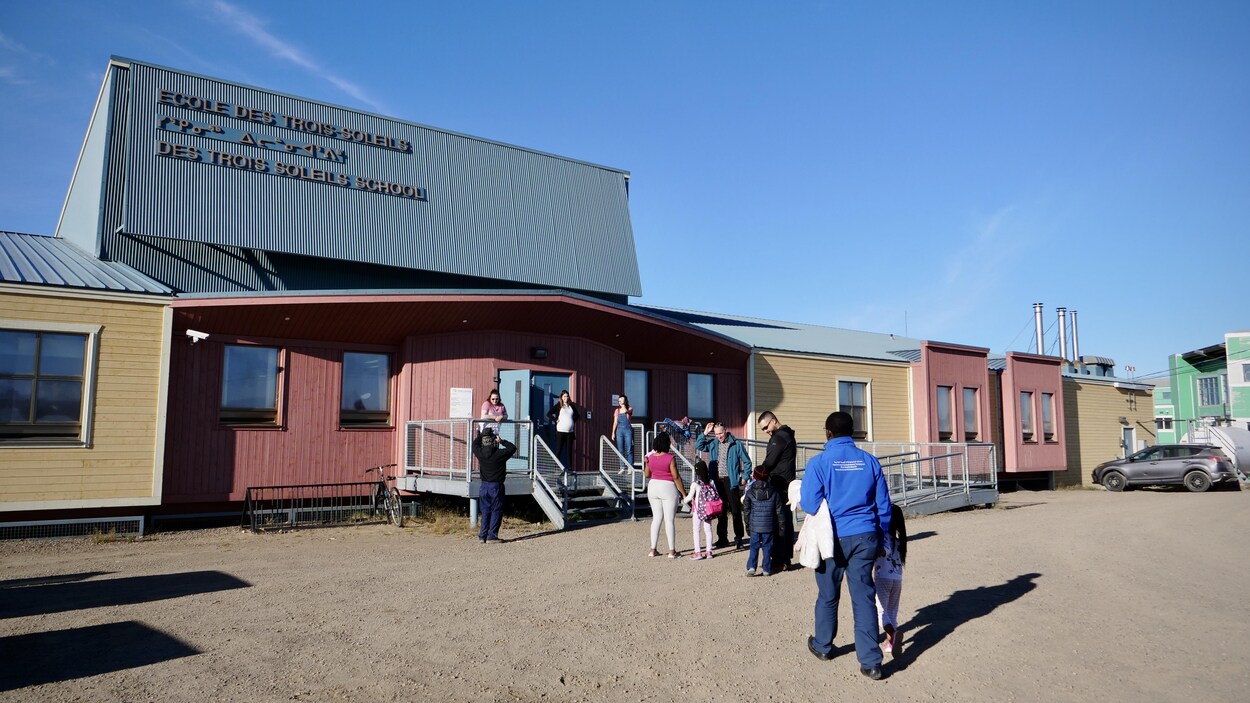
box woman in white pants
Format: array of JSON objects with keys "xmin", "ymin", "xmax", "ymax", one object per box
[{"xmin": 645, "ymin": 432, "xmax": 686, "ymax": 558}]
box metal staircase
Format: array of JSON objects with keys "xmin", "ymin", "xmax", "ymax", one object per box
[{"xmin": 402, "ymin": 419, "xmax": 636, "ymax": 531}]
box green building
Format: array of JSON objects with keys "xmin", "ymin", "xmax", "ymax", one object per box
[{"xmin": 1155, "ymin": 331, "xmax": 1250, "ymax": 441}]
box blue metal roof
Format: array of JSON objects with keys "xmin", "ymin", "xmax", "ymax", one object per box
[
  {"xmin": 0, "ymin": 232, "xmax": 171, "ymax": 295},
  {"xmin": 637, "ymin": 305, "xmax": 922, "ymax": 362},
  {"xmin": 62, "ymin": 57, "xmax": 641, "ymax": 298}
]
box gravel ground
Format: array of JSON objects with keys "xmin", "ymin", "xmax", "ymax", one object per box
[{"xmin": 2, "ymin": 488, "xmax": 1248, "ymax": 702}]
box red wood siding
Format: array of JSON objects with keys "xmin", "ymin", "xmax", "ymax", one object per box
[
  {"xmin": 162, "ymin": 299, "xmax": 752, "ymax": 504},
  {"xmin": 1001, "ymin": 352, "xmax": 1067, "ymax": 472},
  {"xmin": 164, "ymin": 339, "xmax": 396, "ymax": 503},
  {"xmin": 913, "ymin": 342, "xmax": 992, "ymax": 444}
]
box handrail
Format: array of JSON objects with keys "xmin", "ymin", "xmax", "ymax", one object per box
[
  {"xmin": 532, "ymin": 433, "xmax": 568, "ymax": 516},
  {"xmin": 593, "ymin": 436, "xmax": 631, "ymax": 515}
]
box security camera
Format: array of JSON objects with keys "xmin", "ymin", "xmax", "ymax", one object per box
[{"xmin": 185, "ymin": 329, "xmax": 209, "ymax": 343}]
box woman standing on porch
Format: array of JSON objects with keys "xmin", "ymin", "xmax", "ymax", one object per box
[
  {"xmin": 546, "ymin": 390, "xmax": 579, "ymax": 470},
  {"xmin": 611, "ymin": 394, "xmax": 634, "ymax": 470}
]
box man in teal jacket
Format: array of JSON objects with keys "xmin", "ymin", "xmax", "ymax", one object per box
[{"xmin": 698, "ymin": 422, "xmax": 752, "ymax": 548}]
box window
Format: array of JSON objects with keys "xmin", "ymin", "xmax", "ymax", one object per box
[
  {"xmin": 687, "ymin": 373, "xmax": 714, "ymax": 421},
  {"xmin": 624, "ymin": 369, "xmax": 649, "ymax": 423},
  {"xmin": 1197, "ymin": 376, "xmax": 1222, "ymax": 406},
  {"xmin": 220, "ymin": 345, "xmax": 281, "ymax": 425},
  {"xmin": 936, "ymin": 386, "xmax": 953, "ymax": 442},
  {"xmin": 1160, "ymin": 389, "xmax": 1172, "ymax": 403},
  {"xmin": 838, "ymin": 380, "xmax": 869, "ymax": 440},
  {"xmin": 340, "ymin": 352, "xmax": 391, "ymax": 427},
  {"xmin": 1020, "ymin": 391, "xmax": 1034, "ymax": 441},
  {"xmin": 1042, "ymin": 392, "xmax": 1055, "ymax": 442},
  {"xmin": 963, "ymin": 387, "xmax": 980, "ymax": 441},
  {"xmin": 1243, "ymin": 364, "xmax": 1250, "ymax": 383},
  {"xmin": 0, "ymin": 327, "xmax": 93, "ymax": 444},
  {"xmin": 1155, "ymin": 417, "xmax": 1173, "ymax": 431}
]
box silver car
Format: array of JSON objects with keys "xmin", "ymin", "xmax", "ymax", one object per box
[{"xmin": 1092, "ymin": 444, "xmax": 1238, "ymax": 492}]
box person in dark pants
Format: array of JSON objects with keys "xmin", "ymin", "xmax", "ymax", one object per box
[
  {"xmin": 800, "ymin": 411, "xmax": 893, "ymax": 681},
  {"xmin": 545, "ymin": 390, "xmax": 579, "ymax": 470},
  {"xmin": 742, "ymin": 467, "xmax": 785, "ymax": 576},
  {"xmin": 472, "ymin": 427, "xmax": 517, "ymax": 543},
  {"xmin": 697, "ymin": 422, "xmax": 752, "ymax": 548},
  {"xmin": 757, "ymin": 410, "xmax": 797, "ymax": 571}
]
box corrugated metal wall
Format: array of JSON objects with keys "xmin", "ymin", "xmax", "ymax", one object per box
[
  {"xmin": 110, "ymin": 61, "xmax": 640, "ymax": 297},
  {"xmin": 105, "ymin": 231, "xmax": 621, "ymax": 300}
]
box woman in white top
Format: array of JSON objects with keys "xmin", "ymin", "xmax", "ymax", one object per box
[{"xmin": 545, "ymin": 390, "xmax": 579, "ymax": 470}]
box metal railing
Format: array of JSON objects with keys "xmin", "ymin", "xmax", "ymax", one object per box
[
  {"xmin": 532, "ymin": 434, "xmax": 568, "ymax": 516},
  {"xmin": 599, "ymin": 436, "xmax": 641, "ymax": 518},
  {"xmin": 740, "ymin": 437, "xmax": 998, "ymax": 510},
  {"xmin": 241, "ymin": 481, "xmax": 406, "ymax": 531},
  {"xmin": 405, "ymin": 419, "xmax": 533, "ymax": 482}
]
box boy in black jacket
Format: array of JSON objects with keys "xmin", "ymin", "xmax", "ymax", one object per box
[
  {"xmin": 473, "ymin": 428, "xmax": 517, "ymax": 543},
  {"xmin": 742, "ymin": 467, "xmax": 785, "ymax": 576}
]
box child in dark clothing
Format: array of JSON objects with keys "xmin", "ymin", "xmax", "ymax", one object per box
[{"xmin": 742, "ymin": 467, "xmax": 785, "ymax": 576}]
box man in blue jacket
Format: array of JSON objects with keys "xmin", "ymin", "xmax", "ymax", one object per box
[{"xmin": 800, "ymin": 411, "xmax": 892, "ymax": 680}]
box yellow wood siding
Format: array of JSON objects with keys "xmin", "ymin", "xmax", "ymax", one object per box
[
  {"xmin": 0, "ymin": 291, "xmax": 167, "ymax": 507},
  {"xmin": 753, "ymin": 353, "xmax": 911, "ymax": 445},
  {"xmin": 1058, "ymin": 378, "xmax": 1155, "ymax": 488}
]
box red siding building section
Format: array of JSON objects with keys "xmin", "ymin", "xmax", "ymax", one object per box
[
  {"xmin": 1000, "ymin": 352, "xmax": 1067, "ymax": 472},
  {"xmin": 162, "ymin": 293, "xmax": 751, "ymax": 504},
  {"xmin": 911, "ymin": 342, "xmax": 993, "ymax": 445}
]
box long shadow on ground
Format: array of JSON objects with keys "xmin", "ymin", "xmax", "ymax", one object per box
[
  {"xmin": 0, "ymin": 570, "xmax": 251, "ymax": 619},
  {"xmin": 0, "ymin": 571, "xmax": 113, "ymax": 589},
  {"xmin": 892, "ymin": 572, "xmax": 1041, "ymax": 670},
  {"xmin": 0, "ymin": 621, "xmax": 199, "ymax": 691}
]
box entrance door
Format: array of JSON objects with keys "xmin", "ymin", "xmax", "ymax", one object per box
[
  {"xmin": 531, "ymin": 372, "xmax": 571, "ymax": 439},
  {"xmin": 1122, "ymin": 427, "xmax": 1135, "ymax": 459},
  {"xmin": 497, "ymin": 370, "xmax": 533, "ymax": 473}
]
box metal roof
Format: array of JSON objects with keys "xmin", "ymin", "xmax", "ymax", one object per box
[
  {"xmin": 63, "ymin": 58, "xmax": 642, "ymax": 298},
  {"xmin": 0, "ymin": 232, "xmax": 171, "ymax": 295},
  {"xmin": 636, "ymin": 305, "xmax": 923, "ymax": 362}
]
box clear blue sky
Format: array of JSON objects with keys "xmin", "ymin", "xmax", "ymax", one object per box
[{"xmin": 2, "ymin": 1, "xmax": 1246, "ymax": 380}]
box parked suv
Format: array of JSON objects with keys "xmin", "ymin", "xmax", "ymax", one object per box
[{"xmin": 1092, "ymin": 444, "xmax": 1238, "ymax": 492}]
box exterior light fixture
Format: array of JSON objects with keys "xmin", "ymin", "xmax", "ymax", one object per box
[{"xmin": 531, "ymin": 347, "xmax": 548, "ymax": 359}]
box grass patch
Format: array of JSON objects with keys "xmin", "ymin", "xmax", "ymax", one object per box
[{"xmin": 406, "ymin": 495, "xmax": 550, "ymax": 537}]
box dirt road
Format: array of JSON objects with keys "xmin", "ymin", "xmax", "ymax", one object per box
[{"xmin": 2, "ymin": 489, "xmax": 1248, "ymax": 702}]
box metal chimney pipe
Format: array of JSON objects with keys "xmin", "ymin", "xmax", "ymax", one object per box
[
  {"xmin": 1071, "ymin": 310, "xmax": 1080, "ymax": 362},
  {"xmin": 1033, "ymin": 303, "xmax": 1045, "ymax": 354},
  {"xmin": 1057, "ymin": 307, "xmax": 1069, "ymax": 361}
]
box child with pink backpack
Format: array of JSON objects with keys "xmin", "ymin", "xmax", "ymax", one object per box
[{"xmin": 683, "ymin": 460, "xmax": 722, "ymax": 560}]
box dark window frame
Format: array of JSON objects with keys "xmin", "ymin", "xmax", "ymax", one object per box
[
  {"xmin": 1020, "ymin": 390, "xmax": 1035, "ymax": 442},
  {"xmin": 624, "ymin": 369, "xmax": 650, "ymax": 426},
  {"xmin": 838, "ymin": 379, "xmax": 870, "ymax": 440},
  {"xmin": 219, "ymin": 344, "xmax": 284, "ymax": 427},
  {"xmin": 963, "ymin": 386, "xmax": 980, "ymax": 442},
  {"xmin": 687, "ymin": 372, "xmax": 715, "ymax": 424},
  {"xmin": 0, "ymin": 325, "xmax": 94, "ymax": 446},
  {"xmin": 936, "ymin": 385, "xmax": 954, "ymax": 442},
  {"xmin": 339, "ymin": 351, "xmax": 393, "ymax": 428}
]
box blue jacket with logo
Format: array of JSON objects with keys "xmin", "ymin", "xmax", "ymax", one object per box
[{"xmin": 799, "ymin": 436, "xmax": 891, "ymax": 538}]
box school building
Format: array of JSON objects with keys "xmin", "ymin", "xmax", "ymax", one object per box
[{"xmin": 0, "ymin": 57, "xmax": 1143, "ymax": 531}]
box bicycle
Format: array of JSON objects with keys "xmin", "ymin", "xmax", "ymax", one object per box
[{"xmin": 365, "ymin": 463, "xmax": 404, "ymax": 527}]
